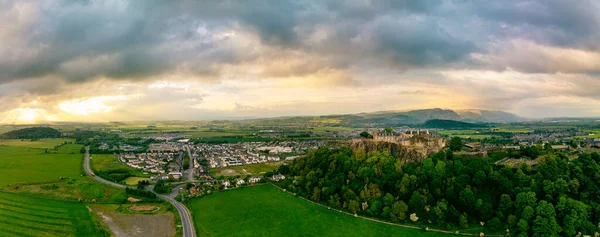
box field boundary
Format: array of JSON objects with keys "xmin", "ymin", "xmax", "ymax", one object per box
[{"xmin": 269, "ymin": 183, "xmax": 504, "ymax": 237}]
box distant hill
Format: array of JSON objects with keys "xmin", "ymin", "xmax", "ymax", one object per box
[
  {"xmin": 0, "ymin": 127, "xmax": 62, "ymax": 139},
  {"xmin": 422, "ymin": 119, "xmax": 485, "ymax": 129},
  {"xmin": 245, "ymin": 108, "xmax": 521, "ymax": 127},
  {"xmin": 456, "ymin": 109, "xmax": 520, "ymax": 122}
]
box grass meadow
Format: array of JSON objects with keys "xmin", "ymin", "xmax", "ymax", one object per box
[
  {"xmin": 90, "ymin": 154, "xmax": 125, "ymax": 172},
  {"xmin": 0, "ymin": 138, "xmax": 75, "ymax": 148},
  {"xmin": 209, "ymin": 162, "xmax": 282, "ymax": 177},
  {"xmin": 0, "ymin": 144, "xmax": 81, "ymax": 188},
  {"xmin": 0, "ymin": 191, "xmax": 106, "ymax": 237},
  {"xmin": 190, "ymin": 185, "xmax": 450, "ymax": 237},
  {"xmin": 123, "ymin": 177, "xmax": 150, "ymax": 185},
  {"xmin": 0, "ymin": 140, "xmax": 126, "ymax": 202},
  {"xmin": 90, "ymin": 153, "xmax": 152, "ymax": 185}
]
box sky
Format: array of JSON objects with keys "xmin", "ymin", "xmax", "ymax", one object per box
[{"xmin": 1, "ymin": 0, "xmax": 600, "ymax": 123}]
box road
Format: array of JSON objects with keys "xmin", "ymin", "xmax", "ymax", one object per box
[
  {"xmin": 185, "ymin": 145, "xmax": 194, "ymax": 182},
  {"xmin": 84, "ymin": 147, "xmax": 197, "ymax": 237}
]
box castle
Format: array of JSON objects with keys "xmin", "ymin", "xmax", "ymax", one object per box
[{"xmin": 371, "ymin": 128, "xmax": 446, "ymax": 154}]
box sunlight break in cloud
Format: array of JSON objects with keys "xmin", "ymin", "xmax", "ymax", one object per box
[{"xmin": 58, "ymin": 95, "xmax": 135, "ymax": 116}]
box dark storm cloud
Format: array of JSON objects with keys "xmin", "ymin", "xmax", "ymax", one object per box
[
  {"xmin": 1, "ymin": 0, "xmax": 599, "ymax": 86},
  {"xmin": 472, "ymin": 0, "xmax": 600, "ymax": 49}
]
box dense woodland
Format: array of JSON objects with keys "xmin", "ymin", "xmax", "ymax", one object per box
[
  {"xmin": 422, "ymin": 119, "xmax": 485, "ymax": 129},
  {"xmin": 278, "ymin": 141, "xmax": 600, "ymax": 236},
  {"xmin": 0, "ymin": 127, "xmax": 62, "ymax": 139}
]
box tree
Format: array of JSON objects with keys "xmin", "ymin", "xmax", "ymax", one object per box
[
  {"xmin": 390, "ymin": 200, "xmax": 409, "ymax": 222},
  {"xmin": 359, "ymin": 131, "xmax": 373, "ymax": 139},
  {"xmin": 473, "ymin": 170, "xmax": 487, "ymax": 186},
  {"xmin": 532, "ymin": 201, "xmax": 561, "ymax": 237},
  {"xmin": 459, "ymin": 186, "xmax": 475, "ymax": 211},
  {"xmin": 382, "ymin": 193, "xmax": 395, "ymax": 206},
  {"xmin": 459, "ymin": 212, "xmax": 469, "ymax": 228},
  {"xmin": 449, "ymin": 137, "xmax": 463, "ymax": 152},
  {"xmin": 432, "ymin": 199, "xmax": 448, "ymax": 224},
  {"xmin": 544, "ymin": 143, "xmax": 552, "ymax": 151},
  {"xmin": 408, "ymin": 191, "xmax": 424, "ymax": 214},
  {"xmin": 153, "ymin": 180, "xmax": 170, "ymax": 194},
  {"xmin": 381, "ymin": 206, "xmax": 391, "ymax": 218},
  {"xmin": 515, "ymin": 192, "xmax": 537, "ymax": 211},
  {"xmin": 488, "ymin": 217, "xmax": 503, "ymax": 230},
  {"xmin": 556, "ymin": 197, "xmax": 590, "ymax": 236},
  {"xmin": 348, "ymin": 200, "xmax": 360, "ymax": 214},
  {"xmin": 384, "ymin": 128, "xmax": 393, "ymax": 134},
  {"xmin": 498, "ymin": 194, "xmax": 513, "ymax": 216}
]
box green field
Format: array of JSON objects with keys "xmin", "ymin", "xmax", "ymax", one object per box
[
  {"xmin": 190, "ymin": 185, "xmax": 449, "ymax": 237},
  {"xmin": 437, "ymin": 129, "xmax": 498, "ymax": 139},
  {"xmin": 0, "ymin": 138, "xmax": 75, "ymax": 148},
  {"xmin": 491, "ymin": 127, "xmax": 532, "ymax": 133},
  {"xmin": 90, "ymin": 154, "xmax": 140, "ymax": 175},
  {"xmin": 90, "ymin": 153, "xmax": 151, "ymax": 183},
  {"xmin": 210, "ymin": 162, "xmax": 282, "ymax": 177},
  {"xmin": 0, "ymin": 191, "xmax": 105, "ymax": 237},
  {"xmin": 575, "ymin": 129, "xmax": 600, "ymax": 139},
  {"xmin": 0, "ymin": 144, "xmax": 81, "ymax": 188},
  {"xmin": 123, "ymin": 177, "xmax": 150, "ymax": 186},
  {"xmin": 0, "ymin": 142, "xmax": 126, "ymax": 202},
  {"xmin": 308, "ymin": 126, "xmax": 358, "ymax": 132},
  {"xmin": 114, "ymin": 125, "xmax": 253, "ymax": 138}
]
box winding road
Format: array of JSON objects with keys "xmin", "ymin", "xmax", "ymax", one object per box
[{"xmin": 83, "ymin": 147, "xmax": 197, "ymax": 237}]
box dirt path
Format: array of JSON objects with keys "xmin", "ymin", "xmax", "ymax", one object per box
[{"xmin": 96, "ymin": 212, "xmax": 128, "ymax": 237}]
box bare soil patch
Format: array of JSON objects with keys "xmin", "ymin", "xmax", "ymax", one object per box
[
  {"xmin": 220, "ymin": 169, "xmax": 238, "ymax": 175},
  {"xmin": 128, "ymin": 205, "xmax": 159, "ymax": 212},
  {"xmin": 91, "ymin": 206, "xmax": 175, "ymax": 237}
]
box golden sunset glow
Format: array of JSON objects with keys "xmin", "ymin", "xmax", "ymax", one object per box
[{"xmin": 0, "ymin": 1, "xmax": 599, "ymax": 124}]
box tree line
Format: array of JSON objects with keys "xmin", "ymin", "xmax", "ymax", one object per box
[
  {"xmin": 125, "ymin": 187, "xmax": 156, "ymax": 199},
  {"xmin": 278, "ymin": 144, "xmax": 600, "ymax": 236}
]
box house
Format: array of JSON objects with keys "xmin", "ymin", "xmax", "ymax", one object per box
[
  {"xmin": 235, "ymin": 178, "xmax": 245, "ymax": 186},
  {"xmin": 222, "ymin": 180, "xmax": 231, "ymax": 189},
  {"xmin": 272, "ymin": 174, "xmax": 286, "ymax": 182},
  {"xmin": 249, "ymin": 177, "xmax": 261, "ymax": 183},
  {"xmin": 551, "ymin": 145, "xmax": 570, "ymax": 150},
  {"xmin": 168, "ymin": 171, "xmax": 183, "ymax": 179}
]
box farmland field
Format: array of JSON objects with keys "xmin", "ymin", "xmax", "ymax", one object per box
[
  {"xmin": 123, "ymin": 177, "xmax": 150, "ymax": 186},
  {"xmin": 0, "ymin": 143, "xmax": 126, "ymax": 202},
  {"xmin": 0, "ymin": 191, "xmax": 106, "ymax": 237},
  {"xmin": 574, "ymin": 129, "xmax": 600, "ymax": 139},
  {"xmin": 491, "ymin": 127, "xmax": 532, "ymax": 133},
  {"xmin": 210, "ymin": 162, "xmax": 283, "ymax": 177},
  {"xmin": 113, "ymin": 125, "xmax": 253, "ymax": 138},
  {"xmin": 437, "ymin": 129, "xmax": 498, "ymax": 139},
  {"xmin": 0, "ymin": 144, "xmax": 81, "ymax": 188},
  {"xmin": 308, "ymin": 126, "xmax": 357, "ymax": 132},
  {"xmin": 91, "ymin": 154, "xmax": 150, "ymax": 177},
  {"xmin": 190, "ymin": 185, "xmax": 450, "ymax": 237},
  {"xmin": 0, "ymin": 138, "xmax": 75, "ymax": 148},
  {"xmin": 90, "ymin": 153, "xmax": 151, "ymax": 185}
]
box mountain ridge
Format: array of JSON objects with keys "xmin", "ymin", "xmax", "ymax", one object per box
[{"xmin": 243, "ymin": 108, "xmax": 522, "ymax": 127}]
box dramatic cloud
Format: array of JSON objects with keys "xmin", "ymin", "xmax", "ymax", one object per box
[{"xmin": 1, "ymin": 0, "xmax": 600, "ymax": 123}]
